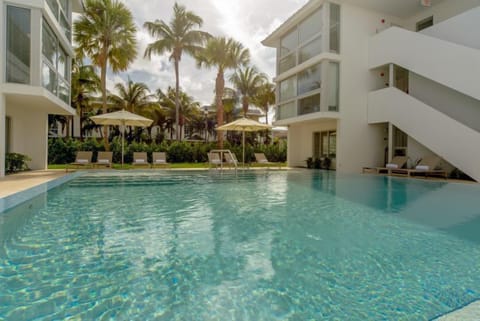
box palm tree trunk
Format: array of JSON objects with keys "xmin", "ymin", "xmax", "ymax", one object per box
[
  {"xmin": 174, "ymin": 58, "xmax": 180, "ymax": 141},
  {"xmin": 242, "ymin": 97, "xmax": 248, "ymax": 117},
  {"xmin": 101, "ymin": 59, "xmax": 109, "ymax": 150},
  {"xmin": 216, "ymin": 69, "xmax": 224, "ymax": 148},
  {"xmin": 265, "ymin": 105, "xmax": 269, "ymax": 144}
]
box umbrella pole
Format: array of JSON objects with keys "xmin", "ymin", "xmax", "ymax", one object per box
[{"xmin": 242, "ymin": 131, "xmax": 245, "ymax": 169}]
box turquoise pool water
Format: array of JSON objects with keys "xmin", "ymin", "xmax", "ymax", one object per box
[{"xmin": 1, "ymin": 170, "xmax": 480, "ymax": 320}]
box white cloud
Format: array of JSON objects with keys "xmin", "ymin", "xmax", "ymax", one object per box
[{"xmin": 100, "ymin": 0, "xmax": 309, "ymax": 105}]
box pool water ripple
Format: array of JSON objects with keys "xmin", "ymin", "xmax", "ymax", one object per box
[{"xmin": 1, "ymin": 171, "xmax": 480, "ymax": 320}]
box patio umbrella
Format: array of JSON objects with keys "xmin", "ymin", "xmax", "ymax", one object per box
[
  {"xmin": 216, "ymin": 117, "xmax": 272, "ymax": 166},
  {"xmin": 90, "ymin": 110, "xmax": 153, "ymax": 166}
]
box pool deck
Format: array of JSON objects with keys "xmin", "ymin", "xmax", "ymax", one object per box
[{"xmin": 0, "ymin": 170, "xmax": 69, "ymax": 198}]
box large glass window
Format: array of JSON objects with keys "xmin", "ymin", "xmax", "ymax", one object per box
[
  {"xmin": 279, "ymin": 54, "xmax": 296, "ymax": 74},
  {"xmin": 298, "ymin": 64, "xmax": 321, "ymax": 96},
  {"xmin": 46, "ymin": 0, "xmax": 71, "ymax": 39},
  {"xmin": 279, "ymin": 76, "xmax": 296, "ymax": 102},
  {"xmin": 299, "ymin": 94, "xmax": 320, "ymax": 115},
  {"xmin": 328, "ymin": 62, "xmax": 339, "ymax": 111},
  {"xmin": 6, "ymin": 6, "xmax": 31, "ymax": 84},
  {"xmin": 299, "ymin": 8, "xmax": 323, "ymax": 44},
  {"xmin": 280, "ymin": 29, "xmax": 298, "ymax": 57},
  {"xmin": 42, "ymin": 19, "xmax": 71, "ymax": 103},
  {"xmin": 277, "ymin": 101, "xmax": 296, "ymax": 121},
  {"xmin": 329, "ymin": 3, "xmax": 340, "ymax": 53},
  {"xmin": 299, "ymin": 37, "xmax": 322, "ymax": 64}
]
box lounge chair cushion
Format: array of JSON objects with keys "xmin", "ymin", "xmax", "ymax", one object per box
[
  {"xmin": 415, "ymin": 165, "xmax": 430, "ymax": 171},
  {"xmin": 155, "ymin": 159, "xmax": 166, "ymax": 163},
  {"xmin": 77, "ymin": 159, "xmax": 88, "ymax": 163},
  {"xmin": 386, "ymin": 163, "xmax": 398, "ymax": 169},
  {"xmin": 98, "ymin": 159, "xmax": 110, "ymax": 164}
]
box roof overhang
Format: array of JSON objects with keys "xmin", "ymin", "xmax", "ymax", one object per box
[
  {"xmin": 273, "ymin": 112, "xmax": 339, "ymax": 126},
  {"xmin": 262, "ymin": 0, "xmax": 446, "ymax": 47},
  {"xmin": 2, "ymin": 84, "xmax": 75, "ymax": 116}
]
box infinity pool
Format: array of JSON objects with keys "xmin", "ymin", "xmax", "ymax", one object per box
[{"xmin": 1, "ymin": 170, "xmax": 480, "ymax": 320}]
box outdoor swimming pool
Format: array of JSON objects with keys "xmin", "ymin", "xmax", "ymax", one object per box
[{"xmin": 1, "ymin": 170, "xmax": 480, "ymax": 320}]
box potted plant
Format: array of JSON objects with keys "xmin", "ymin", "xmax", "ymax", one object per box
[{"xmin": 306, "ymin": 157, "xmax": 313, "ymax": 169}]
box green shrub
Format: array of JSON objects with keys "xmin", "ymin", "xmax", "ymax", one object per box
[{"xmin": 6, "ymin": 153, "xmax": 31, "ymax": 173}]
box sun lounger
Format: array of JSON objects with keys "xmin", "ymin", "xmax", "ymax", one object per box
[
  {"xmin": 94, "ymin": 151, "xmax": 113, "ymax": 168},
  {"xmin": 369, "ymin": 156, "xmax": 408, "ymax": 174},
  {"xmin": 132, "ymin": 152, "xmax": 150, "ymax": 167},
  {"xmin": 67, "ymin": 151, "xmax": 93, "ymax": 171},
  {"xmin": 389, "ymin": 155, "xmax": 447, "ymax": 178},
  {"xmin": 224, "ymin": 152, "xmax": 238, "ymax": 168},
  {"xmin": 254, "ymin": 152, "xmax": 278, "ymax": 168},
  {"xmin": 208, "ymin": 152, "xmax": 222, "ymax": 169},
  {"xmin": 152, "ymin": 152, "xmax": 170, "ymax": 168}
]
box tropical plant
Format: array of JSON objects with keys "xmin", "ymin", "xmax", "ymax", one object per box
[
  {"xmin": 74, "ymin": 0, "xmax": 137, "ymax": 148},
  {"xmin": 144, "ymin": 2, "xmax": 210, "ymax": 141},
  {"xmin": 109, "ymin": 78, "xmax": 157, "ymax": 114},
  {"xmin": 196, "ymin": 37, "xmax": 250, "ymax": 147},
  {"xmin": 71, "ymin": 60, "xmax": 100, "ymax": 140},
  {"xmin": 253, "ymin": 81, "xmax": 275, "ymax": 125},
  {"xmin": 229, "ymin": 66, "xmax": 267, "ymax": 117}
]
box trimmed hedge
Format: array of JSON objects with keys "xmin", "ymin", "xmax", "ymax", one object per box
[{"xmin": 48, "ymin": 138, "xmax": 287, "ymax": 164}]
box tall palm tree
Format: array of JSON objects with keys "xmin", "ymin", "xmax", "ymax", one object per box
[
  {"xmin": 74, "ymin": 0, "xmax": 137, "ymax": 148},
  {"xmin": 71, "ymin": 60, "xmax": 100, "ymax": 140},
  {"xmin": 230, "ymin": 66, "xmax": 267, "ymax": 117},
  {"xmin": 253, "ymin": 81, "xmax": 276, "ymax": 125},
  {"xmin": 196, "ymin": 37, "xmax": 250, "ymax": 147},
  {"xmin": 144, "ymin": 3, "xmax": 210, "ymax": 141}
]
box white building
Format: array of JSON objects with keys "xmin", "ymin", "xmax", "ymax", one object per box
[
  {"xmin": 263, "ymin": 0, "xmax": 480, "ymax": 181},
  {"xmin": 1, "ymin": 0, "xmax": 83, "ymax": 176}
]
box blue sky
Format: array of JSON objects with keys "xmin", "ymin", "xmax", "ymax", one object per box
[{"xmin": 103, "ymin": 0, "xmax": 308, "ymax": 106}]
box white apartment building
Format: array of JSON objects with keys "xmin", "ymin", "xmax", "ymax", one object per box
[
  {"xmin": 263, "ymin": 0, "xmax": 480, "ymax": 181},
  {"xmin": 0, "ymin": 0, "xmax": 82, "ymax": 176}
]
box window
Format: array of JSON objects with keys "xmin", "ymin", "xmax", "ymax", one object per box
[
  {"xmin": 299, "ymin": 37, "xmax": 322, "ymax": 64},
  {"xmin": 42, "ymin": 19, "xmax": 71, "ymax": 103},
  {"xmin": 6, "ymin": 117, "xmax": 12, "ymax": 153},
  {"xmin": 279, "ymin": 54, "xmax": 296, "ymax": 74},
  {"xmin": 314, "ymin": 131, "xmax": 336, "ymax": 159},
  {"xmin": 280, "ymin": 29, "xmax": 298, "ymax": 57},
  {"xmin": 299, "ymin": 94, "xmax": 320, "ymax": 115},
  {"xmin": 416, "ymin": 16, "xmax": 433, "ymax": 32},
  {"xmin": 328, "ymin": 62, "xmax": 339, "ymax": 111},
  {"xmin": 277, "ymin": 101, "xmax": 296, "ymax": 121},
  {"xmin": 46, "ymin": 0, "xmax": 71, "ymax": 39},
  {"xmin": 298, "ymin": 64, "xmax": 321, "ymax": 96},
  {"xmin": 279, "ymin": 76, "xmax": 296, "ymax": 102},
  {"xmin": 299, "ymin": 8, "xmax": 322, "ymax": 44},
  {"xmin": 6, "ymin": 6, "xmax": 31, "ymax": 84},
  {"xmin": 329, "ymin": 3, "xmax": 340, "ymax": 52}
]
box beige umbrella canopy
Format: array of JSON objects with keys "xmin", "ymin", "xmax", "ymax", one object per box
[
  {"xmin": 216, "ymin": 117, "xmax": 272, "ymax": 165},
  {"xmin": 90, "ymin": 110, "xmax": 153, "ymax": 166}
]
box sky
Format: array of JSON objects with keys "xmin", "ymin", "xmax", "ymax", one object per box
[{"xmin": 103, "ymin": 0, "xmax": 309, "ymax": 106}]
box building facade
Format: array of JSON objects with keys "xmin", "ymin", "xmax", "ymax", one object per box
[
  {"xmin": 1, "ymin": 0, "xmax": 82, "ymax": 176},
  {"xmin": 263, "ymin": 0, "xmax": 480, "ymax": 181}
]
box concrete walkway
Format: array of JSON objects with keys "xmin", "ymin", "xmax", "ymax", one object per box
[{"xmin": 0, "ymin": 170, "xmax": 69, "ymax": 198}]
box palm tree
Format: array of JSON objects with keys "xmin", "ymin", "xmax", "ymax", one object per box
[
  {"xmin": 144, "ymin": 3, "xmax": 210, "ymax": 141},
  {"xmin": 109, "ymin": 78, "xmax": 156, "ymax": 114},
  {"xmin": 196, "ymin": 37, "xmax": 250, "ymax": 147},
  {"xmin": 71, "ymin": 60, "xmax": 100, "ymax": 140},
  {"xmin": 230, "ymin": 66, "xmax": 267, "ymax": 117},
  {"xmin": 157, "ymin": 87, "xmax": 201, "ymax": 140},
  {"xmin": 253, "ymin": 81, "xmax": 276, "ymax": 125},
  {"xmin": 74, "ymin": 0, "xmax": 137, "ymax": 148}
]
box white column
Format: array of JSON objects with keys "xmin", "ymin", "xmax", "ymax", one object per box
[
  {"xmin": 0, "ymin": 94, "xmax": 6, "ymax": 177},
  {"xmin": 388, "ymin": 122, "xmax": 393, "ymax": 163},
  {"xmin": 389, "ymin": 64, "xmax": 394, "ymax": 88}
]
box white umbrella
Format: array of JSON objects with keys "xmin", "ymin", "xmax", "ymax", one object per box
[
  {"xmin": 90, "ymin": 110, "xmax": 153, "ymax": 166},
  {"xmin": 216, "ymin": 117, "xmax": 272, "ymax": 166}
]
